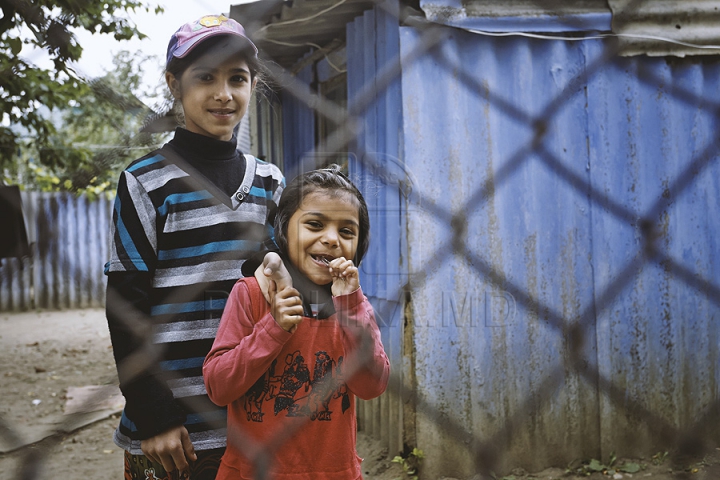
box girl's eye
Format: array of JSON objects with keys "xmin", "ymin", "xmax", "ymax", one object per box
[
  {"xmin": 341, "ymin": 228, "xmax": 357, "ymax": 237},
  {"xmin": 231, "ymin": 75, "xmax": 248, "ymax": 83},
  {"xmin": 198, "ymin": 73, "xmax": 213, "ymax": 82},
  {"xmin": 306, "ymin": 221, "xmax": 323, "ymax": 229}
]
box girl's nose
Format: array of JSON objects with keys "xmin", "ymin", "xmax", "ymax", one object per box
[
  {"xmin": 215, "ymin": 82, "xmax": 231, "ymax": 102},
  {"xmin": 321, "ymin": 229, "xmax": 339, "ymax": 247}
]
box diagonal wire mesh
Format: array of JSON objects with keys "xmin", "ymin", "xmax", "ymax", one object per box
[{"xmin": 2, "ymin": 0, "xmax": 720, "ymax": 478}]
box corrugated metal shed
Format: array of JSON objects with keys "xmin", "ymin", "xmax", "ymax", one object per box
[
  {"xmin": 230, "ymin": 1, "xmax": 720, "ymax": 63},
  {"xmin": 225, "ymin": 0, "xmax": 720, "ymax": 476},
  {"xmin": 400, "ymin": 27, "xmax": 601, "ymax": 476}
]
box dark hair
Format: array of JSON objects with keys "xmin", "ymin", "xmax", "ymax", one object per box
[
  {"xmin": 274, "ymin": 165, "xmax": 371, "ymax": 266},
  {"xmin": 165, "ymin": 34, "xmax": 266, "ymax": 84}
]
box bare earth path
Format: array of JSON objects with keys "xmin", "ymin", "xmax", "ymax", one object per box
[{"xmin": 0, "ymin": 309, "xmax": 716, "ymax": 479}]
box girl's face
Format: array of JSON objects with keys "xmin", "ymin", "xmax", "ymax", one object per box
[
  {"xmin": 166, "ymin": 53, "xmax": 255, "ymax": 141},
  {"xmin": 286, "ymin": 190, "xmax": 360, "ymax": 285}
]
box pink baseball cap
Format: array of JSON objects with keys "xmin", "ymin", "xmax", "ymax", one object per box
[{"xmin": 166, "ymin": 14, "xmax": 258, "ymax": 67}]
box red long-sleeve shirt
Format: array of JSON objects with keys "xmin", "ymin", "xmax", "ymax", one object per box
[{"xmin": 203, "ymin": 277, "xmax": 390, "ymax": 480}]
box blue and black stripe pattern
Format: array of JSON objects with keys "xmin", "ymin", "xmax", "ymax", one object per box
[{"xmin": 106, "ymin": 150, "xmax": 284, "ymax": 454}]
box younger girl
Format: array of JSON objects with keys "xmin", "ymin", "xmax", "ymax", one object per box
[
  {"xmin": 105, "ymin": 15, "xmax": 284, "ymax": 479},
  {"xmin": 204, "ymin": 166, "xmax": 390, "ymax": 479}
]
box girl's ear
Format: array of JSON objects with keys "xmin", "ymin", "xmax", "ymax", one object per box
[
  {"xmin": 251, "ymin": 77, "xmax": 258, "ymax": 92},
  {"xmin": 165, "ymin": 72, "xmax": 181, "ymax": 99}
]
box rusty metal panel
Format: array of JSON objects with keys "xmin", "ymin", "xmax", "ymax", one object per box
[
  {"xmin": 419, "ymin": 0, "xmax": 720, "ymax": 56},
  {"xmin": 608, "ymin": 0, "xmax": 720, "ymax": 57},
  {"xmin": 420, "ymin": 0, "xmax": 612, "ymax": 32}
]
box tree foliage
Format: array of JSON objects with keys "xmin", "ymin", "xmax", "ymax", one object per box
[
  {"xmin": 6, "ymin": 50, "xmax": 170, "ymax": 198},
  {"xmin": 0, "ymin": 0, "xmax": 163, "ymax": 186}
]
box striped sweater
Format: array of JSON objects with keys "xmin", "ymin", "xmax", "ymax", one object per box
[{"xmin": 105, "ymin": 129, "xmax": 284, "ymax": 454}]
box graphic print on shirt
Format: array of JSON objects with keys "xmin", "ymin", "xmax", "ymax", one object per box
[
  {"xmin": 144, "ymin": 468, "xmax": 161, "ymax": 480},
  {"xmin": 275, "ymin": 351, "xmax": 311, "ymax": 416},
  {"xmin": 243, "ymin": 349, "xmax": 350, "ymax": 422},
  {"xmin": 244, "ymin": 358, "xmax": 277, "ymax": 423}
]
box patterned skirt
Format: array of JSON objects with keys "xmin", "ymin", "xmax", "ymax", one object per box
[{"xmin": 124, "ymin": 448, "xmax": 225, "ymax": 480}]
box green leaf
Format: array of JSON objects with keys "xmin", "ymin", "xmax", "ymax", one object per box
[
  {"xmin": 8, "ymin": 37, "xmax": 22, "ymax": 55},
  {"xmin": 619, "ymin": 462, "xmax": 641, "ymax": 473},
  {"xmin": 588, "ymin": 459, "xmax": 605, "ymax": 471}
]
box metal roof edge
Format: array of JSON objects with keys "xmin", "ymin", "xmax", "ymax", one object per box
[
  {"xmin": 423, "ymin": 11, "xmax": 613, "ymax": 33},
  {"xmin": 608, "ymin": 0, "xmax": 720, "ymax": 57}
]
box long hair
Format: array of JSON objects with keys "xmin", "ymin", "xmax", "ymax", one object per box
[{"xmin": 274, "ymin": 165, "xmax": 371, "ymax": 266}]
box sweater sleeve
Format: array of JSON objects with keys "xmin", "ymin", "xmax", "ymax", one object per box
[
  {"xmin": 333, "ymin": 288, "xmax": 390, "ymax": 400},
  {"xmin": 203, "ymin": 279, "xmax": 292, "ymax": 406},
  {"xmin": 106, "ymin": 272, "xmax": 187, "ymax": 438}
]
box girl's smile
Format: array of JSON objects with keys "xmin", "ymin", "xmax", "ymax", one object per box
[{"xmin": 286, "ymin": 191, "xmax": 360, "ymax": 285}]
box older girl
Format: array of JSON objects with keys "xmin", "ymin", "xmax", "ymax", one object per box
[{"xmin": 105, "ymin": 15, "xmax": 284, "ymax": 479}]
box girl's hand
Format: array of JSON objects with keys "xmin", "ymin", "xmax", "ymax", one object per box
[
  {"xmin": 328, "ymin": 257, "xmax": 360, "ymax": 296},
  {"xmin": 141, "ymin": 425, "xmax": 196, "ymax": 476},
  {"xmin": 254, "ymin": 252, "xmax": 292, "ymax": 303},
  {"xmin": 269, "ymin": 281, "xmax": 304, "ymax": 333}
]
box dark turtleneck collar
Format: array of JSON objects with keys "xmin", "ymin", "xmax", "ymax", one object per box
[
  {"xmin": 163, "ymin": 128, "xmax": 245, "ymax": 199},
  {"xmin": 167, "ymin": 127, "xmax": 239, "ymax": 162}
]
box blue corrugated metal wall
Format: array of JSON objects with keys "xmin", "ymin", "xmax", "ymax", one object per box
[
  {"xmin": 586, "ymin": 43, "xmax": 720, "ymax": 456},
  {"xmin": 282, "ymin": 63, "xmax": 315, "ymax": 181},
  {"xmin": 0, "ymin": 192, "xmax": 112, "ymax": 311},
  {"xmin": 346, "ymin": 1, "xmax": 406, "ymax": 457},
  {"xmin": 279, "ymin": 9, "xmax": 406, "ymax": 454},
  {"xmin": 399, "ymin": 24, "xmax": 720, "ymax": 477}
]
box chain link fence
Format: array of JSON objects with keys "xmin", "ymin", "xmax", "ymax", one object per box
[{"xmin": 3, "ymin": 0, "xmax": 720, "ymax": 478}]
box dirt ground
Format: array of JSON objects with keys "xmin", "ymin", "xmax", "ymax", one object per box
[{"xmin": 0, "ymin": 309, "xmax": 717, "ymax": 480}]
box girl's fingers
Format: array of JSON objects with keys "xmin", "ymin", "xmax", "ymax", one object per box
[
  {"xmin": 271, "ymin": 288, "xmax": 305, "ymax": 331},
  {"xmin": 266, "ymin": 278, "xmax": 277, "ymax": 304},
  {"xmin": 181, "ymin": 429, "xmax": 197, "ymax": 462},
  {"xmin": 263, "ymin": 252, "xmax": 292, "ymax": 290},
  {"xmin": 158, "ymin": 453, "xmax": 175, "ymax": 473},
  {"xmin": 262, "ymin": 252, "xmax": 283, "ymax": 275},
  {"xmin": 334, "ymin": 265, "xmax": 357, "ymax": 279},
  {"xmin": 328, "ymin": 258, "xmax": 356, "ymax": 277}
]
